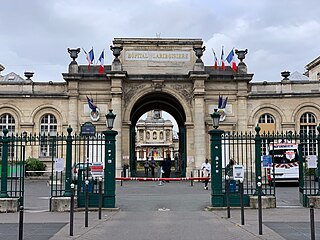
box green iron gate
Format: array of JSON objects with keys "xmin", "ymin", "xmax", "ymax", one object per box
[
  {"xmin": 211, "ymin": 125, "xmax": 320, "ymax": 207},
  {"xmin": 0, "ymin": 129, "xmax": 26, "ymax": 208}
]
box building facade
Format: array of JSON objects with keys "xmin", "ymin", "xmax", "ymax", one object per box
[{"xmin": 0, "ymin": 38, "xmax": 319, "ymax": 176}]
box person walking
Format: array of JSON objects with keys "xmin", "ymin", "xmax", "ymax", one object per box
[
  {"xmin": 144, "ymin": 159, "xmax": 149, "ymax": 176},
  {"xmin": 150, "ymin": 157, "xmax": 156, "ymax": 177},
  {"xmin": 163, "ymin": 155, "xmax": 172, "ymax": 182},
  {"xmin": 201, "ymin": 159, "xmax": 211, "ymax": 190}
]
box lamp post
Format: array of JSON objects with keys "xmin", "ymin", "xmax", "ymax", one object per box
[
  {"xmin": 103, "ymin": 110, "xmax": 118, "ymax": 208},
  {"xmin": 209, "ymin": 109, "xmax": 225, "ymax": 207}
]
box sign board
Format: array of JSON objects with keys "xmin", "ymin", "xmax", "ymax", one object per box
[
  {"xmin": 262, "ymin": 155, "xmax": 272, "ymax": 168},
  {"xmin": 54, "ymin": 158, "xmax": 64, "ymax": 172},
  {"xmin": 80, "ymin": 122, "xmax": 96, "ymax": 137},
  {"xmin": 91, "ymin": 162, "xmax": 104, "ymax": 180},
  {"xmin": 233, "ymin": 165, "xmax": 244, "ymax": 181},
  {"xmin": 307, "ymin": 155, "xmax": 317, "ymax": 169}
]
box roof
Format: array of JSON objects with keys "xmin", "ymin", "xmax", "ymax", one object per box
[
  {"xmin": 305, "ymin": 56, "xmax": 320, "ymax": 70},
  {"xmin": 289, "ymin": 71, "xmax": 309, "ymax": 81},
  {"xmin": 0, "ymin": 72, "xmax": 26, "ymax": 82}
]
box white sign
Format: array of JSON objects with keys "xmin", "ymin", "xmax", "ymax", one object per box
[
  {"xmin": 54, "ymin": 158, "xmax": 64, "ymax": 172},
  {"xmin": 233, "ymin": 165, "xmax": 244, "ymax": 181},
  {"xmin": 307, "ymin": 155, "xmax": 317, "ymax": 169},
  {"xmin": 125, "ymin": 51, "xmax": 191, "ymax": 62}
]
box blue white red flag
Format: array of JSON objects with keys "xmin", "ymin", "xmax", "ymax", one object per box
[
  {"xmin": 212, "ymin": 49, "xmax": 218, "ymax": 70},
  {"xmin": 98, "ymin": 50, "xmax": 104, "ymax": 74},
  {"xmin": 221, "ymin": 47, "xmax": 225, "ymax": 70},
  {"xmin": 226, "ymin": 48, "xmax": 237, "ymax": 72},
  {"xmin": 83, "ymin": 48, "xmax": 94, "ymax": 70}
]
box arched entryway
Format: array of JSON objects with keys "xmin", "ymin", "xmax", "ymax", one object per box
[{"xmin": 129, "ymin": 92, "xmax": 187, "ymax": 177}]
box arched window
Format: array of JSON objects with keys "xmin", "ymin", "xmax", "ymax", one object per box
[
  {"xmin": 0, "ymin": 113, "xmax": 15, "ymax": 135},
  {"xmin": 300, "ymin": 112, "xmax": 317, "ymax": 156},
  {"xmin": 258, "ymin": 113, "xmax": 275, "ymax": 124},
  {"xmin": 0, "ymin": 113, "xmax": 15, "ymax": 158},
  {"xmin": 40, "ymin": 114, "xmax": 57, "ymax": 157},
  {"xmin": 258, "ymin": 113, "xmax": 275, "ymax": 154}
]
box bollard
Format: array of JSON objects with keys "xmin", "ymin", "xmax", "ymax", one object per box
[
  {"xmin": 120, "ymin": 171, "xmax": 123, "ymax": 187},
  {"xmin": 310, "ymin": 203, "xmax": 315, "ymax": 240},
  {"xmin": 18, "ymin": 205, "xmax": 24, "ymax": 240},
  {"xmin": 257, "ymin": 181, "xmax": 262, "ymax": 235},
  {"xmin": 158, "ymin": 167, "xmax": 163, "ymax": 186},
  {"xmin": 98, "ymin": 177, "xmax": 102, "ymax": 220},
  {"xmin": 70, "ymin": 183, "xmax": 75, "ymax": 236},
  {"xmin": 85, "ymin": 179, "xmax": 89, "ymax": 227},
  {"xmin": 240, "ymin": 179, "xmax": 244, "ymax": 225},
  {"xmin": 225, "ymin": 175, "xmax": 230, "ymax": 218},
  {"xmin": 191, "ymin": 171, "xmax": 194, "ymax": 186}
]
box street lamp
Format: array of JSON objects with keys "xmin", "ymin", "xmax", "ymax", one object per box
[
  {"xmin": 210, "ymin": 109, "xmax": 220, "ymax": 129},
  {"xmin": 106, "ymin": 109, "xmax": 116, "ymax": 130}
]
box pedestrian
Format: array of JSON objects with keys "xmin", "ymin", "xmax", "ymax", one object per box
[
  {"xmin": 150, "ymin": 157, "xmax": 156, "ymax": 177},
  {"xmin": 144, "ymin": 159, "xmax": 149, "ymax": 176},
  {"xmin": 163, "ymin": 155, "xmax": 171, "ymax": 182},
  {"xmin": 201, "ymin": 159, "xmax": 211, "ymax": 190}
]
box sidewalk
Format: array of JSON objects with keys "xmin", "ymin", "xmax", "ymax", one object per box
[{"xmin": 0, "ymin": 181, "xmax": 318, "ymax": 240}]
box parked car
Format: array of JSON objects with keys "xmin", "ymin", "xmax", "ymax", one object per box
[{"xmin": 72, "ymin": 162, "xmax": 92, "ymax": 183}]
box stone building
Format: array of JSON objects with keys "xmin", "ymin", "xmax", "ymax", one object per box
[
  {"xmin": 0, "ymin": 38, "xmax": 319, "ymax": 177},
  {"xmin": 135, "ymin": 110, "xmax": 175, "ymax": 162}
]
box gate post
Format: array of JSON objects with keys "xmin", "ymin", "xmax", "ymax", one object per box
[
  {"xmin": 103, "ymin": 110, "xmax": 118, "ymax": 208},
  {"xmin": 64, "ymin": 126, "xmax": 73, "ymax": 197},
  {"xmin": 209, "ymin": 128, "xmax": 224, "ymax": 207},
  {"xmin": 254, "ymin": 125, "xmax": 262, "ymax": 195},
  {"xmin": 0, "ymin": 129, "xmax": 9, "ymax": 198}
]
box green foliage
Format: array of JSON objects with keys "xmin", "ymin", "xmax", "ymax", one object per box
[{"xmin": 25, "ymin": 157, "xmax": 47, "ymax": 176}]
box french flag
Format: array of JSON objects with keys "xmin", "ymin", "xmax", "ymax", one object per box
[
  {"xmin": 221, "ymin": 46, "xmax": 225, "ymax": 70},
  {"xmin": 226, "ymin": 48, "xmax": 237, "ymax": 72},
  {"xmin": 82, "ymin": 48, "xmax": 94, "ymax": 70},
  {"xmin": 212, "ymin": 49, "xmax": 218, "ymax": 70},
  {"xmin": 98, "ymin": 50, "xmax": 104, "ymax": 74}
]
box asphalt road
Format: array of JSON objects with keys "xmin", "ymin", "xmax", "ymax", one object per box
[
  {"xmin": 0, "ymin": 180, "xmax": 319, "ymax": 240},
  {"xmin": 23, "ymin": 179, "xmax": 303, "ymax": 211}
]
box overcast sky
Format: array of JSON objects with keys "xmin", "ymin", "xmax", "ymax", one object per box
[{"xmin": 1, "ymin": 0, "xmax": 320, "ymax": 82}]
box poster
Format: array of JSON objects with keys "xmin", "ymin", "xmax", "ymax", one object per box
[
  {"xmin": 262, "ymin": 155, "xmax": 272, "ymax": 168},
  {"xmin": 54, "ymin": 158, "xmax": 64, "ymax": 172},
  {"xmin": 307, "ymin": 155, "xmax": 317, "ymax": 169}
]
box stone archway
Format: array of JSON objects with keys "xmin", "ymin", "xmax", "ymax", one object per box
[{"xmin": 128, "ymin": 91, "xmax": 187, "ymax": 177}]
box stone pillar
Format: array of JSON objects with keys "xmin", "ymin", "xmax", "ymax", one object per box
[
  {"xmin": 189, "ymin": 73, "xmax": 208, "ymax": 171},
  {"xmin": 63, "ymin": 75, "xmax": 80, "ymax": 132},
  {"xmin": 234, "ymin": 74, "xmax": 253, "ymax": 132},
  {"xmin": 108, "ymin": 72, "xmax": 126, "ymax": 177}
]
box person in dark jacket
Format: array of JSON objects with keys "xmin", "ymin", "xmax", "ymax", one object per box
[{"xmin": 163, "ymin": 155, "xmax": 171, "ymax": 181}]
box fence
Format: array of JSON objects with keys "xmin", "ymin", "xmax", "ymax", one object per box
[{"xmin": 0, "ymin": 125, "xmax": 319, "ymax": 209}]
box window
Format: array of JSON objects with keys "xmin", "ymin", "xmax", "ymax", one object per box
[
  {"xmin": 258, "ymin": 114, "xmax": 275, "ymax": 155},
  {"xmin": 259, "ymin": 114, "xmax": 275, "ymax": 124},
  {"xmin": 300, "ymin": 112, "xmax": 317, "ymax": 156},
  {"xmin": 0, "ymin": 114, "xmax": 15, "ymax": 158},
  {"xmin": 40, "ymin": 114, "xmax": 57, "ymax": 157}
]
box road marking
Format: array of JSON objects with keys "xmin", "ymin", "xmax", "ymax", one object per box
[{"xmin": 158, "ymin": 207, "xmax": 170, "ymax": 211}]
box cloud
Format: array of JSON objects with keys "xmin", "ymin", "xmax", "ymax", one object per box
[{"xmin": 1, "ymin": 0, "xmax": 320, "ymax": 82}]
